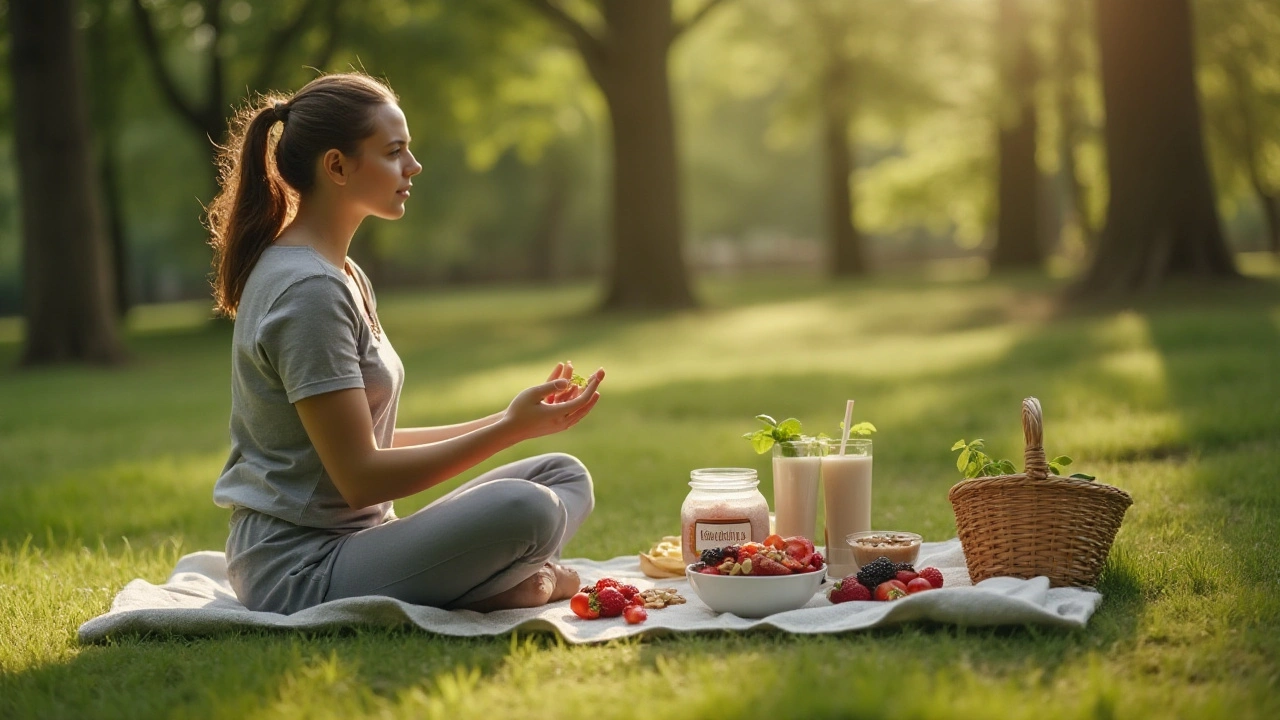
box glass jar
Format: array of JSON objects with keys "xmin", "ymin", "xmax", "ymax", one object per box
[{"xmin": 680, "ymin": 468, "xmax": 770, "ymax": 566}]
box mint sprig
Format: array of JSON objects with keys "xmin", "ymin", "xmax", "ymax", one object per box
[
  {"xmin": 569, "ymin": 373, "xmax": 587, "ymax": 388},
  {"xmin": 952, "ymin": 439, "xmax": 1095, "ymax": 481},
  {"xmin": 743, "ymin": 415, "xmax": 804, "ymax": 455}
]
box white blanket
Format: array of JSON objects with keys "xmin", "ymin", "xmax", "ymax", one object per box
[{"xmin": 77, "ymin": 540, "xmax": 1102, "ymax": 644}]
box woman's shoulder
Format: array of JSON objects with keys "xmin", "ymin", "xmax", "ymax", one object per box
[{"xmin": 241, "ymin": 247, "xmax": 350, "ymax": 316}]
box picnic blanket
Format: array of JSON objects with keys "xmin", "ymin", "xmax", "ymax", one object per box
[{"xmin": 77, "ymin": 539, "xmax": 1102, "ymax": 644}]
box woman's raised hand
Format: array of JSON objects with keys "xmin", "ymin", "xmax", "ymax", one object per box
[{"xmin": 501, "ymin": 365, "xmax": 605, "ymax": 442}]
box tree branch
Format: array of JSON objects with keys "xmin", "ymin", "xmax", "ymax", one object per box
[
  {"xmin": 249, "ymin": 0, "xmax": 327, "ymax": 94},
  {"xmin": 671, "ymin": 0, "xmax": 731, "ymax": 43},
  {"xmin": 129, "ymin": 0, "xmax": 204, "ymax": 131},
  {"xmin": 519, "ymin": 0, "xmax": 608, "ymax": 79}
]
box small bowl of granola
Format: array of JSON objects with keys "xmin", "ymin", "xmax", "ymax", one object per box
[{"xmin": 846, "ymin": 531, "xmax": 922, "ymax": 570}]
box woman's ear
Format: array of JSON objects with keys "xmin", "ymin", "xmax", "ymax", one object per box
[{"xmin": 320, "ymin": 149, "xmax": 348, "ymax": 187}]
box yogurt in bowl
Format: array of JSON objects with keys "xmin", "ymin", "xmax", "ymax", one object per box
[{"xmin": 846, "ymin": 531, "xmax": 922, "ymax": 569}]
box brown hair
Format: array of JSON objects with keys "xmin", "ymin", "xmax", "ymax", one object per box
[{"xmin": 206, "ymin": 73, "xmax": 398, "ymax": 317}]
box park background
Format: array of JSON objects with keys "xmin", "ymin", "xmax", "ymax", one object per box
[{"xmin": 1, "ymin": 1, "xmax": 1278, "ymax": 718}]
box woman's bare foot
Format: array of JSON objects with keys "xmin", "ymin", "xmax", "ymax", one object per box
[
  {"xmin": 548, "ymin": 562, "xmax": 580, "ymax": 602},
  {"xmin": 458, "ymin": 562, "xmax": 578, "ymax": 612}
]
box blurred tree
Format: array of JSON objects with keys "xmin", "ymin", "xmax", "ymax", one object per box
[
  {"xmin": 990, "ymin": 0, "xmax": 1042, "ymax": 270},
  {"xmin": 1053, "ymin": 0, "xmax": 1097, "ymax": 251},
  {"xmin": 1197, "ymin": 0, "xmax": 1280, "ymax": 255},
  {"xmin": 8, "ymin": 0, "xmax": 126, "ymax": 364},
  {"xmin": 129, "ymin": 0, "xmax": 344, "ymax": 181},
  {"xmin": 520, "ymin": 0, "xmax": 730, "ymax": 310},
  {"xmin": 86, "ymin": 0, "xmax": 134, "ymax": 317},
  {"xmin": 1082, "ymin": 0, "xmax": 1236, "ymax": 292}
]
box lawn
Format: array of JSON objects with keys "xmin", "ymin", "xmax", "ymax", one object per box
[{"xmin": 1, "ymin": 265, "xmax": 1278, "ymax": 719}]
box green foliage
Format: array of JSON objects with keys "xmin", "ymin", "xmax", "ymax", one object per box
[
  {"xmin": 742, "ymin": 414, "xmax": 806, "ymax": 455},
  {"xmin": 952, "ymin": 442, "xmax": 1095, "ymax": 480}
]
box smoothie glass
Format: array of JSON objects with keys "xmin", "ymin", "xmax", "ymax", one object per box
[
  {"xmin": 820, "ymin": 438, "xmax": 873, "ymax": 580},
  {"xmin": 771, "ymin": 437, "xmax": 821, "ymax": 541}
]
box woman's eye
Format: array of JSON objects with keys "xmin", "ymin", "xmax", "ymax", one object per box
[{"xmin": 389, "ymin": 149, "xmax": 402, "ymax": 157}]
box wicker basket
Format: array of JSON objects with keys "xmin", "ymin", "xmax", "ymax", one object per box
[{"xmin": 948, "ymin": 397, "xmax": 1133, "ymax": 588}]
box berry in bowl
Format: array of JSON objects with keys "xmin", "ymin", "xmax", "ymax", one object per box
[{"xmin": 685, "ymin": 535, "xmax": 826, "ymax": 618}]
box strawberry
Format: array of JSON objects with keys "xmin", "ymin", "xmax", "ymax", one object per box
[
  {"xmin": 751, "ymin": 555, "xmax": 793, "ymax": 576},
  {"xmin": 828, "ymin": 577, "xmax": 872, "ymax": 603},
  {"xmin": 594, "ymin": 578, "xmax": 622, "ymax": 593},
  {"xmin": 874, "ymin": 580, "xmax": 908, "ymax": 601},
  {"xmin": 783, "ymin": 536, "xmax": 816, "ymax": 563},
  {"xmin": 596, "ymin": 587, "xmax": 627, "ymax": 617},
  {"xmin": 906, "ymin": 577, "xmax": 934, "ymax": 594},
  {"xmin": 623, "ymin": 604, "xmax": 648, "ymax": 625},
  {"xmin": 919, "ymin": 567, "xmax": 944, "ymax": 589},
  {"xmin": 808, "ymin": 552, "xmax": 825, "ymax": 570},
  {"xmin": 630, "ymin": 593, "xmax": 646, "ymax": 605},
  {"xmin": 570, "ymin": 592, "xmax": 600, "ymax": 619},
  {"xmin": 698, "ymin": 565, "xmax": 722, "ymax": 575},
  {"xmin": 764, "ymin": 534, "xmax": 786, "ymax": 550},
  {"xmin": 895, "ymin": 570, "xmax": 920, "ymax": 586},
  {"xmin": 738, "ymin": 543, "xmax": 762, "ymax": 557},
  {"xmin": 618, "ymin": 584, "xmax": 640, "ymax": 600},
  {"xmin": 779, "ymin": 554, "xmax": 808, "ymax": 572}
]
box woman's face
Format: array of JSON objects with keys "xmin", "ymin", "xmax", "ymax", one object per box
[{"xmin": 346, "ymin": 103, "xmax": 422, "ymax": 220}]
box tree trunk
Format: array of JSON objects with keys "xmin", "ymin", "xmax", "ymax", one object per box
[
  {"xmin": 821, "ymin": 57, "xmax": 867, "ymax": 277},
  {"xmin": 1258, "ymin": 191, "xmax": 1280, "ymax": 255},
  {"xmin": 598, "ymin": 0, "xmax": 696, "ymax": 309},
  {"xmin": 87, "ymin": 3, "xmax": 131, "ymax": 318},
  {"xmin": 990, "ymin": 0, "xmax": 1042, "ymax": 270},
  {"xmin": 1055, "ymin": 0, "xmax": 1094, "ymax": 250},
  {"xmin": 10, "ymin": 0, "xmax": 127, "ymax": 365},
  {"xmin": 1081, "ymin": 0, "xmax": 1237, "ymax": 293}
]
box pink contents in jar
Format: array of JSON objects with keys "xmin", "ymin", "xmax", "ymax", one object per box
[{"xmin": 680, "ymin": 468, "xmax": 770, "ymax": 566}]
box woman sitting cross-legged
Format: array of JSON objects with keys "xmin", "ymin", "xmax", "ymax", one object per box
[{"xmin": 207, "ymin": 72, "xmax": 604, "ymax": 614}]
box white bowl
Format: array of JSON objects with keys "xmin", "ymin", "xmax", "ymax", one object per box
[{"xmin": 685, "ymin": 565, "xmax": 826, "ymax": 618}]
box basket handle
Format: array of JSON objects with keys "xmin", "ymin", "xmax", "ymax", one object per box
[{"xmin": 1022, "ymin": 397, "xmax": 1049, "ymax": 480}]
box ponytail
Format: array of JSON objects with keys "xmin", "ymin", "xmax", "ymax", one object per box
[
  {"xmin": 207, "ymin": 100, "xmax": 292, "ymax": 318},
  {"xmin": 206, "ymin": 73, "xmax": 397, "ymax": 318}
]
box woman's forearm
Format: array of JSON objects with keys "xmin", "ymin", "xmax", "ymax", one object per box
[
  {"xmin": 351, "ymin": 420, "xmax": 520, "ymax": 508},
  {"xmin": 391, "ymin": 411, "xmax": 505, "ymax": 448}
]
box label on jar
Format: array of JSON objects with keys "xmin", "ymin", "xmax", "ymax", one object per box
[{"xmin": 692, "ymin": 518, "xmax": 752, "ymax": 552}]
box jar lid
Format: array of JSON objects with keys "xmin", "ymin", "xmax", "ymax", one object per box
[{"xmin": 689, "ymin": 467, "xmax": 758, "ymax": 490}]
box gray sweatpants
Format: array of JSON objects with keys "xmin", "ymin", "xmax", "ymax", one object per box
[{"xmin": 225, "ymin": 453, "xmax": 594, "ymax": 614}]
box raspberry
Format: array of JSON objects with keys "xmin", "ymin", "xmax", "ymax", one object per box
[
  {"xmin": 618, "ymin": 584, "xmax": 640, "ymax": 600},
  {"xmin": 721, "ymin": 545, "xmax": 741, "ymax": 560},
  {"xmin": 596, "ymin": 587, "xmax": 627, "ymax": 617},
  {"xmin": 828, "ymin": 577, "xmax": 872, "ymax": 603},
  {"xmin": 594, "ymin": 578, "xmax": 623, "ymax": 593},
  {"xmin": 919, "ymin": 567, "xmax": 944, "ymax": 589}
]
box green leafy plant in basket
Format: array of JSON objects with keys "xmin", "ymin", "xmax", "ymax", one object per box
[{"xmin": 951, "ymin": 439, "xmax": 1095, "ymax": 480}]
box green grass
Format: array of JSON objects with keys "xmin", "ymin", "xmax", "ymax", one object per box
[{"xmin": 1, "ymin": 265, "xmax": 1278, "ymax": 719}]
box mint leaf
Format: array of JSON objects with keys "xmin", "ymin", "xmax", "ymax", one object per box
[
  {"xmin": 957, "ymin": 448, "xmax": 971, "ymax": 473},
  {"xmin": 1069, "ymin": 472, "xmax": 1096, "ymax": 481},
  {"xmin": 951, "ymin": 440, "xmax": 967, "ymax": 452},
  {"xmin": 755, "ymin": 414, "xmax": 778, "ymax": 428},
  {"xmin": 750, "ymin": 430, "xmax": 776, "ymax": 454},
  {"xmin": 848, "ymin": 421, "xmax": 876, "ymax": 436},
  {"xmin": 1050, "ymin": 455, "xmax": 1073, "ymax": 467},
  {"xmin": 569, "ymin": 373, "xmax": 588, "ymax": 388},
  {"xmin": 776, "ymin": 418, "xmax": 803, "ymax": 439}
]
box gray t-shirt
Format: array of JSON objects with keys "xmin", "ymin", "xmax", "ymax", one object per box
[{"xmin": 213, "ymin": 246, "xmax": 404, "ymax": 531}]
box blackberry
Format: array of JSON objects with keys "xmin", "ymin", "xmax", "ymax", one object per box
[
  {"xmin": 700, "ymin": 548, "xmax": 725, "ymax": 565},
  {"xmin": 856, "ymin": 556, "xmax": 899, "ymax": 590},
  {"xmin": 895, "ymin": 562, "xmax": 915, "ymax": 573}
]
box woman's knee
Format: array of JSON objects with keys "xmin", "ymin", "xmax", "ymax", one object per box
[
  {"xmin": 538, "ymin": 453, "xmax": 595, "ymax": 513},
  {"xmin": 482, "ymin": 478, "xmax": 567, "ymax": 544}
]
